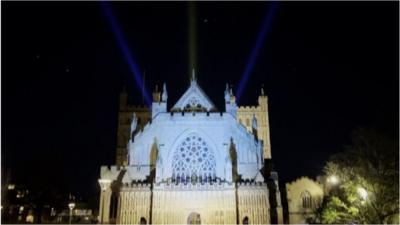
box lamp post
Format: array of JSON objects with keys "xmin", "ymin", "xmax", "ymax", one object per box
[
  {"xmin": 68, "ymin": 202, "xmax": 75, "ymax": 224},
  {"xmin": 357, "ymin": 187, "xmax": 368, "ymax": 201},
  {"xmin": 325, "ymin": 175, "xmax": 340, "ymax": 195},
  {"xmin": 98, "ymin": 179, "xmax": 112, "ymax": 224},
  {"xmin": 327, "ymin": 175, "xmax": 339, "ymax": 185}
]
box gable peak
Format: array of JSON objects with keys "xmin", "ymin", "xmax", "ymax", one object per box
[{"xmin": 172, "ymin": 70, "xmax": 216, "ymax": 112}]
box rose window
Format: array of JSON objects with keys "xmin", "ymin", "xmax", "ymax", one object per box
[{"xmin": 172, "ymin": 133, "xmax": 216, "ymax": 180}]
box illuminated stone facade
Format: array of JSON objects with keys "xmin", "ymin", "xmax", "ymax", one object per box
[
  {"xmin": 99, "ymin": 75, "xmax": 281, "ymax": 224},
  {"xmin": 237, "ymin": 93, "xmax": 272, "ymax": 159},
  {"xmin": 285, "ymin": 177, "xmax": 324, "ymax": 224}
]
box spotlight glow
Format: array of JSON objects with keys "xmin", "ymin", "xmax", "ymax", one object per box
[
  {"xmin": 236, "ymin": 3, "xmax": 280, "ymax": 102},
  {"xmin": 101, "ymin": 2, "xmax": 152, "ymax": 107},
  {"xmin": 357, "ymin": 187, "xmax": 368, "ymax": 201},
  {"xmin": 327, "ymin": 175, "xmax": 339, "ymax": 185}
]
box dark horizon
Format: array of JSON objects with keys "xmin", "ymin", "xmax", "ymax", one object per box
[{"xmin": 2, "ymin": 2, "xmax": 399, "ymax": 200}]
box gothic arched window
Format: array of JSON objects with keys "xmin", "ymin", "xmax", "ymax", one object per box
[
  {"xmin": 172, "ymin": 133, "xmax": 216, "ymax": 181},
  {"xmin": 301, "ymin": 190, "xmax": 312, "ymax": 208},
  {"xmin": 139, "ymin": 217, "xmax": 147, "ymax": 224},
  {"xmin": 243, "ymin": 216, "xmax": 249, "ymax": 224}
]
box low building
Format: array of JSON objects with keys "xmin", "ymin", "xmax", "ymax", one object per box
[{"xmin": 285, "ymin": 177, "xmax": 323, "ymax": 224}]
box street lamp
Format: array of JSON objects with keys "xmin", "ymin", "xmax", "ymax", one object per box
[
  {"xmin": 327, "ymin": 175, "xmax": 339, "ymax": 185},
  {"xmin": 68, "ymin": 202, "xmax": 75, "ymax": 224},
  {"xmin": 357, "ymin": 187, "xmax": 368, "ymax": 201},
  {"xmin": 98, "ymin": 179, "xmax": 112, "ymax": 224}
]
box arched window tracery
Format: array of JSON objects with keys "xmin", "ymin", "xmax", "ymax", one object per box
[
  {"xmin": 172, "ymin": 133, "xmax": 216, "ymax": 182},
  {"xmin": 301, "ymin": 190, "xmax": 312, "ymax": 208}
]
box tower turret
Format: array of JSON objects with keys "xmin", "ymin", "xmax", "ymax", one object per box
[
  {"xmin": 258, "ymin": 86, "xmax": 267, "ymax": 110},
  {"xmin": 225, "ymin": 84, "xmax": 237, "ymax": 118},
  {"xmin": 257, "ymin": 85, "xmax": 271, "ymax": 158},
  {"xmin": 119, "ymin": 86, "xmax": 128, "ymax": 110},
  {"xmin": 161, "ymin": 83, "xmax": 168, "ymax": 102},
  {"xmin": 229, "ymin": 86, "xmax": 236, "ymax": 105},
  {"xmin": 152, "ymin": 85, "xmax": 161, "ymax": 103},
  {"xmin": 152, "ymin": 83, "xmax": 167, "ymax": 118},
  {"xmin": 224, "ymin": 83, "xmax": 230, "ymax": 103}
]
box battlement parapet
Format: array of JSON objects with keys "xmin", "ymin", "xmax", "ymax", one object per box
[
  {"xmin": 100, "ymin": 165, "xmax": 124, "ymax": 173},
  {"xmin": 100, "ymin": 165, "xmax": 125, "ymax": 180},
  {"xmin": 120, "ymin": 182, "xmax": 152, "ymax": 191},
  {"xmin": 237, "ymin": 105, "xmax": 260, "ymax": 111}
]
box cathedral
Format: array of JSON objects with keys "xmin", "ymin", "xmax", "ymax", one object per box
[{"xmin": 98, "ymin": 73, "xmax": 283, "ymax": 224}]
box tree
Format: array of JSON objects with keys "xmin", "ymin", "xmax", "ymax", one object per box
[
  {"xmin": 319, "ymin": 128, "xmax": 399, "ymax": 224},
  {"xmin": 1, "ymin": 167, "xmax": 12, "ymax": 207}
]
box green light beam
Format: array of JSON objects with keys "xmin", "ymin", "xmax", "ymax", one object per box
[{"xmin": 188, "ymin": 2, "xmax": 197, "ymax": 81}]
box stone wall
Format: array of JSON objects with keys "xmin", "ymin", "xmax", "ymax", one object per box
[
  {"xmin": 152, "ymin": 183, "xmax": 236, "ymax": 224},
  {"xmin": 118, "ymin": 184, "xmax": 151, "ymax": 224},
  {"xmin": 237, "ymin": 182, "xmax": 270, "ymax": 224}
]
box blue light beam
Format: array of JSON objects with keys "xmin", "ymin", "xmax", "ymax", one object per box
[
  {"xmin": 101, "ymin": 2, "xmax": 152, "ymax": 107},
  {"xmin": 236, "ymin": 2, "xmax": 280, "ymax": 102}
]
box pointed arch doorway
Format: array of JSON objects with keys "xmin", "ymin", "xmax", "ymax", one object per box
[{"xmin": 187, "ymin": 212, "xmax": 201, "ymax": 224}]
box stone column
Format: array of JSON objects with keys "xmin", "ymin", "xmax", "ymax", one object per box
[
  {"xmin": 99, "ymin": 190, "xmax": 104, "ymax": 222},
  {"xmin": 98, "ymin": 179, "xmax": 112, "ymax": 224},
  {"xmin": 104, "ymin": 189, "xmax": 112, "ymax": 223},
  {"xmin": 276, "ymin": 206, "xmax": 283, "ymax": 224},
  {"xmin": 275, "ymin": 187, "xmax": 283, "ymax": 224}
]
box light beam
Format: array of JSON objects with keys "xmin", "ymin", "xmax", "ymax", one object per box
[
  {"xmin": 236, "ymin": 2, "xmax": 280, "ymax": 102},
  {"xmin": 188, "ymin": 2, "xmax": 197, "ymax": 81},
  {"xmin": 101, "ymin": 2, "xmax": 152, "ymax": 107}
]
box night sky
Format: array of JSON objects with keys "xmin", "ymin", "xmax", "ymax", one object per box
[{"xmin": 2, "ymin": 2, "xmax": 398, "ymax": 199}]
